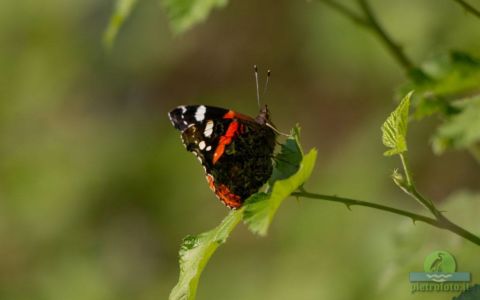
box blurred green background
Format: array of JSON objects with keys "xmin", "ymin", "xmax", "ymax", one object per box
[{"xmin": 0, "ymin": 0, "xmax": 479, "ymax": 299}]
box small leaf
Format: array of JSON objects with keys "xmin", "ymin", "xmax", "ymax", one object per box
[
  {"xmin": 398, "ymin": 51, "xmax": 480, "ymax": 119},
  {"xmin": 169, "ymin": 125, "xmax": 317, "ymax": 299},
  {"xmin": 381, "ymin": 91, "xmax": 412, "ymax": 156},
  {"xmin": 243, "ymin": 126, "xmax": 317, "ymax": 236},
  {"xmin": 391, "ymin": 169, "xmax": 405, "ymax": 187},
  {"xmin": 103, "ymin": 0, "xmax": 139, "ymax": 49},
  {"xmin": 268, "ymin": 126, "xmax": 303, "ymax": 184},
  {"xmin": 162, "ymin": 0, "xmax": 229, "ymax": 34},
  {"xmin": 169, "ymin": 210, "xmax": 243, "ymax": 300},
  {"xmin": 452, "ymin": 284, "xmax": 480, "ymax": 300},
  {"xmin": 432, "ymin": 96, "xmax": 480, "ymax": 154}
]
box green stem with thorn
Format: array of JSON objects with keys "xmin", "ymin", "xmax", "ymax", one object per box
[
  {"xmin": 291, "ymin": 191, "xmax": 480, "ymax": 246},
  {"xmin": 316, "ymin": 0, "xmax": 430, "ymax": 79},
  {"xmin": 452, "ymin": 0, "xmax": 480, "ymax": 19}
]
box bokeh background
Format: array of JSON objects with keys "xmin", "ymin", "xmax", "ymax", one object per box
[{"xmin": 1, "ymin": 0, "xmax": 479, "ymax": 299}]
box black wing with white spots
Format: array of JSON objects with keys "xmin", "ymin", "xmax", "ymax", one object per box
[
  {"xmin": 168, "ymin": 104, "xmax": 276, "ymax": 208},
  {"xmin": 168, "ymin": 105, "xmax": 234, "ymax": 166},
  {"xmin": 168, "ymin": 105, "xmax": 229, "ymax": 132}
]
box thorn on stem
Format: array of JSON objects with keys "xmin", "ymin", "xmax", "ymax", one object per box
[{"xmin": 298, "ymin": 185, "xmax": 307, "ymax": 193}]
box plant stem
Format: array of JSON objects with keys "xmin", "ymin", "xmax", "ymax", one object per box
[
  {"xmin": 395, "ymin": 152, "xmax": 480, "ymax": 245},
  {"xmin": 398, "ymin": 153, "xmax": 440, "ymax": 216},
  {"xmin": 401, "ymin": 179, "xmax": 480, "ymax": 246},
  {"xmin": 318, "ymin": 0, "xmax": 369, "ymax": 27},
  {"xmin": 292, "ymin": 191, "xmax": 480, "ymax": 246},
  {"xmin": 435, "ymin": 214, "xmax": 480, "ymax": 246},
  {"xmin": 317, "ymin": 0, "xmax": 430, "ymax": 78},
  {"xmin": 452, "ymin": 0, "xmax": 480, "ymax": 19},
  {"xmin": 356, "ymin": 0, "xmax": 414, "ymax": 72},
  {"xmin": 292, "ymin": 191, "xmax": 436, "ymax": 224},
  {"xmin": 399, "ymin": 153, "xmax": 413, "ymax": 186}
]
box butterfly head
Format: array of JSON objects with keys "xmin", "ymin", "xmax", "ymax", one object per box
[{"xmin": 255, "ymin": 105, "xmax": 271, "ymax": 125}]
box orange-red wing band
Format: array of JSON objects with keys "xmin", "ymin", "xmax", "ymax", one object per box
[
  {"xmin": 206, "ymin": 174, "xmax": 215, "ymax": 191},
  {"xmin": 216, "ymin": 184, "xmax": 242, "ymax": 208},
  {"xmin": 222, "ymin": 110, "xmax": 254, "ymax": 121},
  {"xmin": 212, "ymin": 120, "xmax": 239, "ymax": 164},
  {"xmin": 206, "ymin": 174, "xmax": 242, "ymax": 208},
  {"xmin": 222, "ymin": 110, "xmax": 236, "ymax": 119}
]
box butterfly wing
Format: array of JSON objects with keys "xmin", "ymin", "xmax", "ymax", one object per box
[
  {"xmin": 168, "ymin": 105, "xmax": 276, "ymax": 208},
  {"xmin": 169, "ymin": 105, "xmax": 241, "ymax": 169},
  {"xmin": 168, "ymin": 105, "xmax": 230, "ymax": 131}
]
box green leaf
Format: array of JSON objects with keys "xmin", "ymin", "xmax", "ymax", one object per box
[
  {"xmin": 162, "ymin": 0, "xmax": 229, "ymax": 34},
  {"xmin": 169, "ymin": 209, "xmax": 243, "ymax": 300},
  {"xmin": 432, "ymin": 95, "xmax": 480, "ymax": 154},
  {"xmin": 103, "ymin": 0, "xmax": 139, "ymax": 49},
  {"xmin": 268, "ymin": 126, "xmax": 303, "ymax": 184},
  {"xmin": 452, "ymin": 284, "xmax": 480, "ymax": 300},
  {"xmin": 243, "ymin": 126, "xmax": 318, "ymax": 236},
  {"xmin": 381, "ymin": 91, "xmax": 412, "ymax": 156},
  {"xmin": 398, "ymin": 51, "xmax": 480, "ymax": 119},
  {"xmin": 169, "ymin": 125, "xmax": 317, "ymax": 299}
]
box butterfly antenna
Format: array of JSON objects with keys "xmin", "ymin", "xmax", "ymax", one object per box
[
  {"xmin": 262, "ymin": 69, "xmax": 271, "ymax": 97},
  {"xmin": 254, "ymin": 65, "xmax": 261, "ymax": 108},
  {"xmin": 266, "ymin": 122, "xmax": 292, "ymax": 137}
]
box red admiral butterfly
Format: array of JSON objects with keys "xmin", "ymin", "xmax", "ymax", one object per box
[
  {"xmin": 168, "ymin": 104, "xmax": 276, "ymax": 208},
  {"xmin": 168, "ymin": 67, "xmax": 277, "ymax": 208}
]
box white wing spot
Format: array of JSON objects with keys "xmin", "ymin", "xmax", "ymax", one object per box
[
  {"xmin": 195, "ymin": 105, "xmax": 206, "ymax": 122},
  {"xmin": 204, "ymin": 120, "xmax": 214, "ymax": 137},
  {"xmin": 168, "ymin": 113, "xmax": 175, "ymax": 125},
  {"xmin": 181, "ymin": 136, "xmax": 186, "ymax": 148},
  {"xmin": 199, "ymin": 141, "xmax": 206, "ymax": 150},
  {"xmin": 180, "ymin": 106, "xmax": 187, "ymax": 113},
  {"xmin": 206, "ymin": 145, "xmax": 212, "ymax": 151}
]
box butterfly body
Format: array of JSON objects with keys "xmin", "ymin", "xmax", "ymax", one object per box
[{"xmin": 168, "ymin": 105, "xmax": 276, "ymax": 208}]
